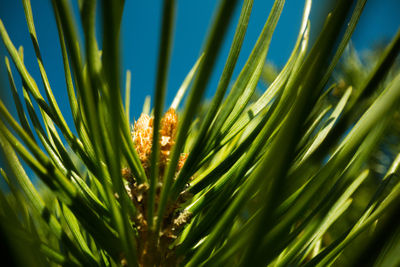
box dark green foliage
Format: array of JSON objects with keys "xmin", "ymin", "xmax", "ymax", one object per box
[{"xmin": 1, "ymin": 0, "xmax": 400, "ymax": 266}]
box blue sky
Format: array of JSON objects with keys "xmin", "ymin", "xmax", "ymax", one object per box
[
  {"xmin": 0, "ymin": 0, "xmax": 399, "ymax": 131},
  {"xmin": 0, "ymin": 0, "xmax": 399, "ymax": 188}
]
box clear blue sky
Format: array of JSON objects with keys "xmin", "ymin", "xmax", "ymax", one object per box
[
  {"xmin": 0, "ymin": 0, "xmax": 399, "ymax": 132},
  {"xmin": 0, "ymin": 0, "xmax": 399, "ymax": 188}
]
